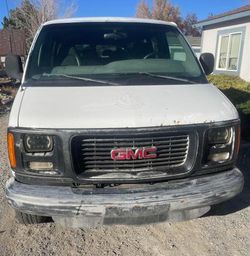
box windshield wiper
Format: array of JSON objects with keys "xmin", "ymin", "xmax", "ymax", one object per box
[
  {"xmin": 37, "ymin": 73, "xmax": 120, "ymax": 86},
  {"xmin": 138, "ymin": 72, "xmax": 196, "ymax": 84}
]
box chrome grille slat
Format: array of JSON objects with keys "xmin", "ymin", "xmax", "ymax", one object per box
[
  {"xmin": 82, "ymin": 135, "xmax": 187, "ymax": 142},
  {"xmin": 82, "ymin": 151, "xmax": 187, "ymax": 158},
  {"xmin": 157, "ymin": 147, "xmax": 188, "ymax": 153},
  {"xmin": 82, "ymin": 162, "xmax": 184, "ymax": 171},
  {"xmin": 83, "ymin": 159, "xmax": 186, "ymax": 168},
  {"xmin": 81, "ymin": 144, "xmax": 188, "ymax": 150},
  {"xmin": 83, "ymin": 155, "xmax": 186, "ymax": 162},
  {"xmin": 81, "ymin": 139, "xmax": 188, "ymax": 147},
  {"xmin": 81, "ymin": 147, "xmax": 188, "ymax": 154}
]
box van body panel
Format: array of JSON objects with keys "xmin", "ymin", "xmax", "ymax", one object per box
[{"xmin": 15, "ymin": 83, "xmax": 238, "ymax": 129}]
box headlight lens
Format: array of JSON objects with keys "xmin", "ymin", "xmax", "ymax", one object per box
[
  {"xmin": 24, "ymin": 135, "xmax": 53, "ymax": 153},
  {"xmin": 207, "ymin": 127, "xmax": 232, "ymax": 144}
]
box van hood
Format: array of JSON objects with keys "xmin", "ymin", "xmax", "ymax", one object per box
[{"xmin": 16, "ymin": 83, "xmax": 238, "ymax": 129}]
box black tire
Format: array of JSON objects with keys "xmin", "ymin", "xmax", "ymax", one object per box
[{"xmin": 15, "ymin": 210, "xmax": 51, "ymax": 225}]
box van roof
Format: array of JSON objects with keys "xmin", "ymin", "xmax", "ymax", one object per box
[{"xmin": 43, "ymin": 17, "xmax": 177, "ymax": 27}]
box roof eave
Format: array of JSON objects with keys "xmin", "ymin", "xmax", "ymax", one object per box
[{"xmin": 195, "ymin": 10, "xmax": 250, "ymax": 28}]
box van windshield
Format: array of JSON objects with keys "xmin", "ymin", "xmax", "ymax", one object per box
[{"xmin": 25, "ymin": 22, "xmax": 207, "ymax": 85}]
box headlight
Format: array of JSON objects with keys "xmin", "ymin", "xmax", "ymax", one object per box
[
  {"xmin": 205, "ymin": 126, "xmax": 236, "ymax": 164},
  {"xmin": 207, "ymin": 127, "xmax": 233, "ymax": 144},
  {"xmin": 24, "ymin": 134, "xmax": 53, "ymax": 153}
]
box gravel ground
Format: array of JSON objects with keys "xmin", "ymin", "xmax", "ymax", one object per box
[{"xmin": 0, "ymin": 113, "xmax": 249, "ymax": 256}]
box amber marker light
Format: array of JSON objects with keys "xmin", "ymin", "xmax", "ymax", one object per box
[
  {"xmin": 235, "ymin": 126, "xmax": 241, "ymax": 156},
  {"xmin": 7, "ymin": 132, "xmax": 17, "ymax": 169}
]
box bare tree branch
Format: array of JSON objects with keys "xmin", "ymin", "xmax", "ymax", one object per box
[
  {"xmin": 136, "ymin": 0, "xmax": 152, "ymax": 19},
  {"xmin": 7, "ymin": 0, "xmax": 78, "ymax": 51},
  {"xmin": 136, "ymin": 0, "xmax": 182, "ymax": 27},
  {"xmin": 136, "ymin": 0, "xmax": 200, "ymax": 35}
]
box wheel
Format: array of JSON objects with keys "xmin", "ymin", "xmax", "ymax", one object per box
[{"xmin": 15, "ymin": 210, "xmax": 51, "ymax": 225}]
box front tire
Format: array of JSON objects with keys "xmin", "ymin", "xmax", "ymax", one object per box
[{"xmin": 15, "ymin": 211, "xmax": 51, "ymax": 225}]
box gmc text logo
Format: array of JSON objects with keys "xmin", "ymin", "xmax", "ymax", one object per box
[{"xmin": 111, "ymin": 147, "xmax": 157, "ymax": 161}]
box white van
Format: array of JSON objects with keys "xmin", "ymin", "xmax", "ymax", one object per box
[{"xmin": 5, "ymin": 18, "xmax": 243, "ymax": 228}]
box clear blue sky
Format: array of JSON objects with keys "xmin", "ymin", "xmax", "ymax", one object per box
[{"xmin": 1, "ymin": 0, "xmax": 249, "ymax": 28}]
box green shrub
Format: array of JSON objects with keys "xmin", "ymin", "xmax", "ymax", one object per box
[
  {"xmin": 239, "ymin": 101, "xmax": 250, "ymax": 115},
  {"xmin": 208, "ymin": 74, "xmax": 250, "ymax": 90},
  {"xmin": 207, "ymin": 74, "xmax": 250, "ymax": 115}
]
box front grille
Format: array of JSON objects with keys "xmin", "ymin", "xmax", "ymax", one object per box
[{"xmin": 71, "ymin": 128, "xmax": 196, "ymax": 181}]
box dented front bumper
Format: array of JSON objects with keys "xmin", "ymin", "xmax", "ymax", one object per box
[{"xmin": 6, "ymin": 168, "xmax": 244, "ymax": 228}]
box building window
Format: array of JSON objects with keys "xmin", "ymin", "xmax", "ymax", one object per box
[{"xmin": 217, "ymin": 32, "xmax": 242, "ymax": 71}]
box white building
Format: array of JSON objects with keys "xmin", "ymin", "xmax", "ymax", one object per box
[
  {"xmin": 186, "ymin": 36, "xmax": 201, "ymax": 58},
  {"xmin": 196, "ymin": 5, "xmax": 250, "ymax": 81}
]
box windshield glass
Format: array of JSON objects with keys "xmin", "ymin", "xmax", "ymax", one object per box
[{"xmin": 25, "ymin": 22, "xmax": 207, "ymax": 85}]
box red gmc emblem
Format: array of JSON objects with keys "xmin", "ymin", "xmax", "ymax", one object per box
[{"xmin": 111, "ymin": 147, "xmax": 157, "ymax": 161}]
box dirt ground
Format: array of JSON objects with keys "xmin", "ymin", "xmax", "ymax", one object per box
[{"xmin": 0, "ymin": 113, "xmax": 249, "ymax": 256}]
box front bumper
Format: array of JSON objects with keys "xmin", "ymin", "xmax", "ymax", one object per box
[{"xmin": 6, "ymin": 168, "xmax": 244, "ymax": 227}]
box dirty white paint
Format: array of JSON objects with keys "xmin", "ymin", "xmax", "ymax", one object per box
[
  {"xmin": 9, "ymin": 83, "xmax": 238, "ymax": 129},
  {"xmin": 8, "ymin": 87, "xmax": 26, "ymax": 127},
  {"xmin": 43, "ymin": 17, "xmax": 177, "ymax": 27}
]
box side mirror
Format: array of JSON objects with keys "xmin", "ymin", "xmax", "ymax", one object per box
[
  {"xmin": 5, "ymin": 54, "xmax": 23, "ymax": 81},
  {"xmin": 199, "ymin": 53, "xmax": 214, "ymax": 75}
]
